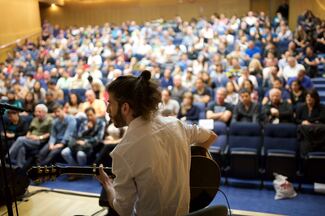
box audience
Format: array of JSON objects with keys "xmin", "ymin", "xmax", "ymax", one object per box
[
  {"xmin": 0, "ymin": 10, "xmax": 324, "ymax": 170},
  {"xmin": 37, "ymin": 104, "xmax": 77, "ymax": 166},
  {"xmin": 9, "ymin": 104, "xmax": 52, "ymax": 169},
  {"xmin": 61, "ymin": 107, "xmax": 105, "ymax": 174}
]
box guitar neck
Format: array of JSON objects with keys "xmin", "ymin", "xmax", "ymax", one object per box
[{"xmin": 60, "ymin": 166, "xmax": 114, "ymax": 177}]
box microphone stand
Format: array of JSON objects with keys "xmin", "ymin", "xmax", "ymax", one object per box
[{"xmin": 0, "ymin": 107, "xmax": 18, "ymax": 216}]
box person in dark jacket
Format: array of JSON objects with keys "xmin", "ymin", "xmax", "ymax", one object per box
[
  {"xmin": 262, "ymin": 88, "xmax": 293, "ymax": 124},
  {"xmin": 296, "ymin": 89, "xmax": 325, "ymax": 124},
  {"xmin": 232, "ymin": 88, "xmax": 259, "ymax": 123},
  {"xmin": 177, "ymin": 92, "xmax": 200, "ymax": 124}
]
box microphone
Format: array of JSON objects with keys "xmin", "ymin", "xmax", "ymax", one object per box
[{"xmin": 0, "ymin": 103, "xmax": 25, "ymax": 112}]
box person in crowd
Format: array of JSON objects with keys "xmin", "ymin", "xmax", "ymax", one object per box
[
  {"xmin": 237, "ymin": 67, "xmax": 258, "ymax": 89},
  {"xmin": 289, "ymin": 80, "xmax": 306, "ymax": 112},
  {"xmin": 240, "ymin": 79, "xmax": 259, "ymax": 103},
  {"xmin": 206, "ymin": 87, "xmax": 233, "ymax": 124},
  {"xmin": 2, "ymin": 110, "xmax": 29, "ymax": 149},
  {"xmin": 64, "ymin": 93, "xmax": 83, "ymax": 116},
  {"xmin": 56, "ymin": 69, "xmax": 70, "ymax": 89},
  {"xmin": 6, "ymin": 90, "xmax": 23, "ymax": 109},
  {"xmin": 37, "ymin": 104, "xmax": 77, "ymax": 166},
  {"xmin": 158, "ymin": 89, "xmax": 180, "ymax": 116},
  {"xmin": 47, "ymin": 80, "xmax": 64, "ymax": 101},
  {"xmin": 231, "ymin": 88, "xmax": 259, "ymax": 123},
  {"xmin": 81, "ymin": 89, "xmax": 107, "ymax": 118},
  {"xmin": 69, "ymin": 68, "xmax": 89, "ymax": 89},
  {"xmin": 303, "ymin": 46, "xmax": 320, "ymax": 78},
  {"xmin": 96, "ymin": 71, "xmax": 217, "ymax": 215},
  {"xmin": 32, "ymin": 80, "xmax": 46, "ymax": 103},
  {"xmin": 287, "ymin": 69, "xmax": 313, "ymax": 90},
  {"xmin": 94, "ymin": 121, "xmax": 127, "ymax": 167},
  {"xmin": 225, "ymin": 81, "xmax": 239, "ymax": 105},
  {"xmin": 262, "ymin": 88, "xmax": 293, "ymax": 124},
  {"xmin": 9, "ymin": 104, "xmax": 52, "ymax": 169},
  {"xmin": 282, "ymin": 56, "xmax": 305, "ymax": 81},
  {"xmin": 177, "ymin": 91, "xmax": 200, "ymax": 123},
  {"xmin": 44, "ymin": 91, "xmax": 61, "ymax": 114},
  {"xmin": 192, "ymin": 78, "xmax": 213, "ymax": 105},
  {"xmin": 210, "ymin": 63, "xmax": 229, "ymax": 88},
  {"xmin": 21, "ymin": 92, "xmax": 36, "ymax": 116},
  {"xmin": 262, "ymin": 78, "xmax": 291, "ymax": 105},
  {"xmin": 296, "ymin": 89, "xmax": 325, "ymax": 125},
  {"xmin": 171, "ymin": 74, "xmax": 188, "ymax": 104},
  {"xmin": 61, "ymin": 107, "xmax": 105, "ymax": 171},
  {"xmin": 160, "ymin": 68, "xmax": 173, "ymax": 89}
]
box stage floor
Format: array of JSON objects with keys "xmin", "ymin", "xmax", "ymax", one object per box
[{"xmin": 0, "ymin": 186, "xmax": 284, "ymax": 216}]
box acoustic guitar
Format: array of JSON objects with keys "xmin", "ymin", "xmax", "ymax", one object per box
[{"xmin": 27, "ymin": 146, "xmax": 220, "ymax": 212}]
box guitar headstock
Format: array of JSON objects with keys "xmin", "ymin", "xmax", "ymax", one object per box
[{"xmin": 27, "ymin": 165, "xmax": 62, "ymax": 182}]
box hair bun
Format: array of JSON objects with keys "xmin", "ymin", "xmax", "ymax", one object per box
[{"xmin": 140, "ymin": 70, "xmax": 151, "ymax": 81}]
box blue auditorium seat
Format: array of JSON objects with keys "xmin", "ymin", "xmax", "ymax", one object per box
[
  {"xmin": 263, "ymin": 123, "xmax": 298, "ymax": 181},
  {"xmin": 209, "ymin": 121, "xmax": 228, "ymax": 167},
  {"xmin": 62, "ymin": 89, "xmax": 70, "ymax": 104},
  {"xmin": 311, "ymin": 77, "xmax": 325, "ymax": 85},
  {"xmin": 313, "ymin": 84, "xmax": 325, "ymax": 91},
  {"xmin": 303, "ymin": 152, "xmax": 325, "ymax": 184},
  {"xmin": 226, "ymin": 122, "xmax": 263, "ymax": 181}
]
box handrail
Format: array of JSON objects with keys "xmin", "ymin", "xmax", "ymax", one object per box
[{"xmin": 0, "ymin": 30, "xmax": 41, "ymax": 51}]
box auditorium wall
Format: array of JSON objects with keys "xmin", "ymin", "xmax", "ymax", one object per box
[
  {"xmin": 40, "ymin": 0, "xmax": 250, "ymax": 27},
  {"xmin": 0, "ymin": 0, "xmax": 41, "ymax": 61}
]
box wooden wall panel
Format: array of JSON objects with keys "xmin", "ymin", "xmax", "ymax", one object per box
[
  {"xmin": 0, "ymin": 0, "xmax": 41, "ymax": 46},
  {"xmin": 40, "ymin": 0, "xmax": 250, "ymax": 27}
]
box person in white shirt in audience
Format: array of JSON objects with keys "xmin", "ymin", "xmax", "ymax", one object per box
[
  {"xmin": 158, "ymin": 89, "xmax": 180, "ymax": 117},
  {"xmin": 282, "ymin": 56, "xmax": 305, "ymax": 81}
]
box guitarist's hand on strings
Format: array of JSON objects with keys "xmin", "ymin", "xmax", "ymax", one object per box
[{"xmin": 96, "ymin": 164, "xmax": 113, "ymax": 191}]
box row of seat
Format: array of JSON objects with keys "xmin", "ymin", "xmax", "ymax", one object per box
[{"xmin": 208, "ymin": 122, "xmax": 325, "ymax": 187}]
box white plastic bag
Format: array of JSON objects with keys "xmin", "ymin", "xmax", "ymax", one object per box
[{"xmin": 273, "ymin": 173, "xmax": 297, "ymax": 200}]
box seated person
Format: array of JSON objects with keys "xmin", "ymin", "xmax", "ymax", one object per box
[
  {"xmin": 262, "ymin": 88, "xmax": 293, "ymax": 124},
  {"xmin": 289, "ymin": 80, "xmax": 306, "ymax": 112},
  {"xmin": 192, "ymin": 78, "xmax": 213, "ymax": 105},
  {"xmin": 2, "ymin": 110, "xmax": 29, "ymax": 150},
  {"xmin": 37, "ymin": 104, "xmax": 77, "ymax": 166},
  {"xmin": 61, "ymin": 107, "xmax": 106, "ymax": 167},
  {"xmin": 171, "ymin": 74, "xmax": 188, "ymax": 104},
  {"xmin": 64, "ymin": 93, "xmax": 83, "ymax": 116},
  {"xmin": 81, "ymin": 89, "xmax": 107, "ymax": 118},
  {"xmin": 231, "ymin": 88, "xmax": 259, "ymax": 123},
  {"xmin": 262, "ymin": 78, "xmax": 291, "ymax": 105},
  {"xmin": 225, "ymin": 81, "xmax": 239, "ymax": 105},
  {"xmin": 287, "ymin": 69, "xmax": 313, "ymax": 90},
  {"xmin": 296, "ymin": 89, "xmax": 325, "ymax": 125},
  {"xmin": 206, "ymin": 87, "xmax": 233, "ymax": 124},
  {"xmin": 45, "ymin": 91, "xmax": 61, "ymax": 114},
  {"xmin": 9, "ymin": 104, "xmax": 52, "ymax": 169},
  {"xmin": 158, "ymin": 89, "xmax": 180, "ymax": 117},
  {"xmin": 95, "ymin": 121, "xmax": 127, "ymax": 167},
  {"xmin": 177, "ymin": 92, "xmax": 200, "ymax": 124}
]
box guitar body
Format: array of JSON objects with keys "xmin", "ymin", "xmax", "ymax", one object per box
[{"xmin": 190, "ymin": 146, "xmax": 220, "ymax": 212}]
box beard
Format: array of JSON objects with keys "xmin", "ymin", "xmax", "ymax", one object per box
[{"xmin": 111, "ymin": 106, "xmax": 127, "ymax": 128}]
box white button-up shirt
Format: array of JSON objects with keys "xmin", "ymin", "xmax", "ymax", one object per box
[{"xmin": 110, "ymin": 115, "xmax": 212, "ymax": 216}]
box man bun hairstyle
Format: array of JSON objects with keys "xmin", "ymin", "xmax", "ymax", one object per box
[{"xmin": 107, "ymin": 70, "xmax": 161, "ymax": 120}]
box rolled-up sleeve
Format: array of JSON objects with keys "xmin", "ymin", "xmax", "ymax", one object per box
[{"xmin": 183, "ymin": 123, "xmax": 212, "ymax": 145}]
